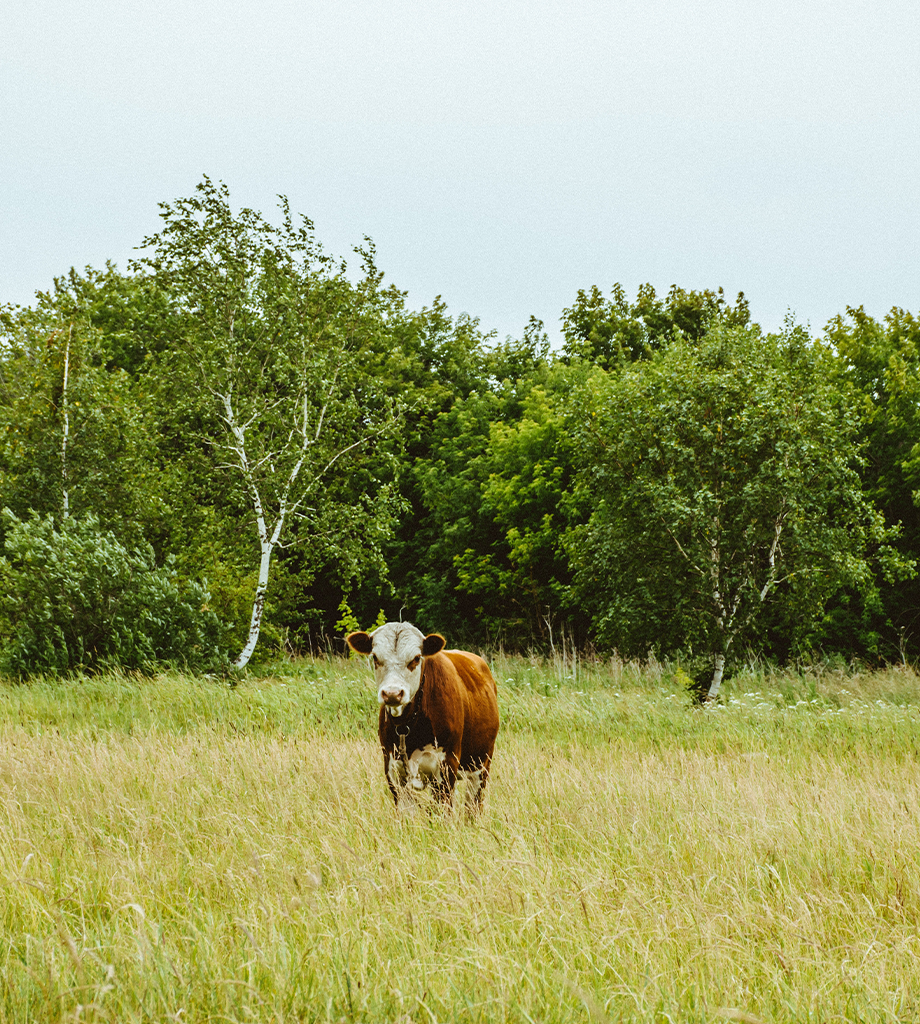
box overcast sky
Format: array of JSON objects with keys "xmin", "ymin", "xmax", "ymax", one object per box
[{"xmin": 2, "ymin": 0, "xmax": 918, "ymax": 344}]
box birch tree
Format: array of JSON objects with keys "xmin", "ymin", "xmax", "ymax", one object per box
[
  {"xmin": 0, "ymin": 292, "xmax": 157, "ymax": 541},
  {"xmin": 570, "ymin": 322, "xmax": 911, "ymax": 698},
  {"xmin": 135, "ymin": 179, "xmax": 402, "ymax": 668}
]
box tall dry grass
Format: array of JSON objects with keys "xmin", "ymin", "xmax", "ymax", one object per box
[{"xmin": 1, "ymin": 656, "xmax": 919, "ymax": 1022}]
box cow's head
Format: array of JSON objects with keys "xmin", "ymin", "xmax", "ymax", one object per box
[{"xmin": 346, "ymin": 621, "xmax": 445, "ymax": 716}]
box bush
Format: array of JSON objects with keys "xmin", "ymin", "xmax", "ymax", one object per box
[{"xmin": 0, "ymin": 511, "xmax": 228, "ymax": 676}]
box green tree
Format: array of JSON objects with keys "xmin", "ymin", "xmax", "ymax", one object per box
[
  {"xmin": 570, "ymin": 322, "xmax": 910, "ymax": 697},
  {"xmin": 0, "ymin": 276, "xmax": 166, "ymax": 546},
  {"xmin": 329, "ymin": 299, "xmax": 499, "ymax": 644},
  {"xmin": 406, "ymin": 327, "xmax": 571, "ymax": 644},
  {"xmin": 561, "ymin": 282, "xmax": 751, "ymax": 369},
  {"xmin": 449, "ymin": 364, "xmax": 584, "ymax": 644},
  {"xmin": 823, "ymin": 305, "xmax": 920, "ymax": 658},
  {"xmin": 134, "ymin": 178, "xmax": 403, "ymax": 667}
]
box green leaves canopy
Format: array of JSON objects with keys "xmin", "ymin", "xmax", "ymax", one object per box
[
  {"xmin": 569, "ymin": 323, "xmax": 911, "ymax": 665},
  {"xmin": 133, "ymin": 178, "xmax": 407, "ymax": 663}
]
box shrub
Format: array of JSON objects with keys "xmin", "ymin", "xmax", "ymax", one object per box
[{"xmin": 0, "ymin": 511, "xmax": 227, "ymax": 675}]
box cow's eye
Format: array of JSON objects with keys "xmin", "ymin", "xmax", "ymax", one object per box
[
  {"xmin": 372, "ymin": 654, "xmax": 381, "ymax": 668},
  {"xmin": 407, "ymin": 656, "xmax": 420, "ymax": 671}
]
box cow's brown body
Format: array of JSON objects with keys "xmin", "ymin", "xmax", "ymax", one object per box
[
  {"xmin": 378, "ymin": 649, "xmax": 499, "ymax": 810},
  {"xmin": 347, "ymin": 623, "xmax": 499, "ymax": 813}
]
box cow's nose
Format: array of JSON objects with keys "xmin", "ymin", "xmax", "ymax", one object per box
[{"xmin": 381, "ymin": 687, "xmax": 403, "ymax": 706}]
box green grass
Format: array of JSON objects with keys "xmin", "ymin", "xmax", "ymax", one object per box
[{"xmin": 1, "ymin": 656, "xmax": 919, "ymax": 1022}]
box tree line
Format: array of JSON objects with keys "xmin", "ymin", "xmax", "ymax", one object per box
[{"xmin": 1, "ymin": 179, "xmax": 918, "ymax": 692}]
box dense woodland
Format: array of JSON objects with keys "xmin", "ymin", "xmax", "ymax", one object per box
[{"xmin": 1, "ymin": 179, "xmax": 919, "ymax": 688}]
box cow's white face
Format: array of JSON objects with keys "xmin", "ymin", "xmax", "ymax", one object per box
[{"xmin": 346, "ymin": 622, "xmax": 445, "ymax": 716}]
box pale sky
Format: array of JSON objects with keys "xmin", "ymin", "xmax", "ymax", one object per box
[{"xmin": 2, "ymin": 0, "xmax": 919, "ymax": 343}]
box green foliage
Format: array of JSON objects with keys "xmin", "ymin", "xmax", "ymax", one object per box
[
  {"xmin": 0, "ymin": 512, "xmax": 226, "ymax": 676},
  {"xmin": 403, "ymin": 330, "xmax": 580, "ymax": 644},
  {"xmin": 824, "ymin": 305, "xmax": 920, "ymax": 658},
  {"xmin": 6, "ymin": 184, "xmax": 920, "ymax": 671},
  {"xmin": 130, "ymin": 178, "xmax": 409, "ymax": 663},
  {"xmin": 336, "ymin": 302, "xmax": 502, "ymax": 640},
  {"xmin": 133, "ymin": 179, "xmax": 405, "ymax": 523},
  {"xmin": 334, "ymin": 600, "xmax": 386, "ymax": 654},
  {"xmin": 569, "ymin": 322, "xmax": 913, "ymax": 667},
  {"xmin": 0, "ymin": 278, "xmax": 167, "ymax": 545},
  {"xmin": 450, "ymin": 372, "xmax": 582, "ymax": 643},
  {"xmin": 561, "ymin": 281, "xmax": 751, "ymax": 368}
]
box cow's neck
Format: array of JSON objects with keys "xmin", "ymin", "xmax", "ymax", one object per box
[{"xmin": 389, "ymin": 671, "xmax": 427, "ymax": 761}]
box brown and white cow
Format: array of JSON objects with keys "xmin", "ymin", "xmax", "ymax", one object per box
[{"xmin": 345, "ymin": 622, "xmax": 499, "ymax": 814}]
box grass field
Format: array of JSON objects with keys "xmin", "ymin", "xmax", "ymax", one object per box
[{"xmin": 1, "ymin": 654, "xmax": 919, "ymax": 1023}]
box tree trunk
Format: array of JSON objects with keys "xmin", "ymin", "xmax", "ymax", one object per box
[
  {"xmin": 232, "ymin": 539, "xmax": 274, "ymax": 669},
  {"xmin": 61, "ymin": 325, "xmax": 72, "ymax": 518},
  {"xmin": 706, "ymin": 652, "xmax": 726, "ymax": 701}
]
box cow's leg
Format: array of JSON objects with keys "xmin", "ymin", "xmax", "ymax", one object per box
[
  {"xmin": 431, "ymin": 751, "xmax": 460, "ymax": 810},
  {"xmin": 384, "ymin": 750, "xmax": 406, "ymax": 808},
  {"xmin": 464, "ymin": 751, "xmax": 493, "ymax": 817}
]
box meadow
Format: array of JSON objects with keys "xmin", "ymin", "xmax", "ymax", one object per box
[{"xmin": 1, "ymin": 654, "xmax": 919, "ymax": 1023}]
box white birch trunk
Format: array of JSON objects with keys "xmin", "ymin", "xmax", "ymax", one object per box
[
  {"xmin": 233, "ymin": 513, "xmax": 286, "ymax": 669},
  {"xmin": 216, "ymin": 364, "xmax": 378, "ymax": 670},
  {"xmin": 61, "ymin": 325, "xmax": 71, "ymax": 518},
  {"xmin": 707, "ymin": 652, "xmax": 726, "ymax": 700},
  {"xmin": 219, "ymin": 390, "xmax": 310, "ymax": 670},
  {"xmin": 705, "ymin": 512, "xmax": 730, "ymax": 701}
]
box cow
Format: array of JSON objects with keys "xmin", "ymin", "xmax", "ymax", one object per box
[{"xmin": 345, "ymin": 622, "xmax": 499, "ymax": 815}]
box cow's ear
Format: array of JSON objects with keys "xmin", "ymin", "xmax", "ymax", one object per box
[
  {"xmin": 345, "ymin": 631, "xmax": 374, "ymax": 655},
  {"xmin": 422, "ymin": 633, "xmax": 446, "ymax": 656}
]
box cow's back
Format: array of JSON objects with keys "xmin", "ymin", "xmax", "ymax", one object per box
[
  {"xmin": 443, "ymin": 650, "xmax": 498, "ymax": 702},
  {"xmin": 435, "ymin": 650, "xmax": 499, "ymax": 765}
]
